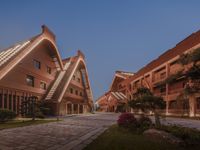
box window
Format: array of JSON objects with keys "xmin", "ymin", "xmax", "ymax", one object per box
[
  {"xmin": 4, "ymin": 94, "xmax": 7, "ymax": 109},
  {"xmin": 73, "ymin": 75, "xmax": 76, "ymax": 80},
  {"xmin": 80, "ymin": 92, "xmax": 82, "ymax": 96},
  {"xmin": 75, "ymin": 90, "xmax": 78, "ymax": 95},
  {"xmin": 0, "ymin": 94, "xmax": 2, "ymax": 108},
  {"xmin": 197, "ymin": 97, "xmax": 200, "ymax": 109},
  {"xmin": 33, "ymin": 59, "xmax": 41, "ymax": 69},
  {"xmin": 70, "ymin": 88, "xmax": 73, "ymax": 94},
  {"xmin": 26, "ymin": 75, "xmax": 34, "ymax": 87},
  {"xmin": 129, "ymin": 84, "xmax": 132, "ymax": 91},
  {"xmin": 160, "ymin": 86, "xmax": 166, "ymax": 93},
  {"xmin": 47, "ymin": 66, "xmax": 51, "ymax": 74},
  {"xmin": 13, "ymin": 95, "xmax": 16, "ymax": 111},
  {"xmin": 169, "ymin": 100, "xmax": 177, "ymax": 109},
  {"xmin": 160, "ymin": 72, "xmax": 166, "ymax": 79},
  {"xmin": 9, "ymin": 94, "xmax": 12, "ymax": 109},
  {"xmin": 77, "ymin": 78, "xmax": 81, "ymax": 83},
  {"xmin": 40, "ymin": 81, "xmax": 46, "ymax": 90}
]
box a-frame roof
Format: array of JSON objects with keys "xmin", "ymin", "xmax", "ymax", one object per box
[
  {"xmin": 45, "ymin": 50, "xmax": 94, "ymax": 105},
  {"xmin": 0, "ymin": 25, "xmax": 64, "ymax": 80},
  {"xmin": 110, "ymin": 70, "xmax": 134, "ymax": 91}
]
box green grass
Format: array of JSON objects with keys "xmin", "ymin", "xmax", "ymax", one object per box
[
  {"xmin": 0, "ymin": 119, "xmax": 60, "ymax": 130},
  {"xmin": 84, "ymin": 125, "xmax": 199, "ymax": 150}
]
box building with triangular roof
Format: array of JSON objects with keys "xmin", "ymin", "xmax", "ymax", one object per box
[{"xmin": 0, "ymin": 25, "xmax": 93, "ymax": 116}]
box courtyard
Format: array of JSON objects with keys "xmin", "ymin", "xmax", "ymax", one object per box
[{"xmin": 0, "ymin": 113, "xmax": 200, "ymax": 150}]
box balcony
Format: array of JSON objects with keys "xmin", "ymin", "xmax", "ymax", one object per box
[
  {"xmin": 152, "ymin": 76, "xmax": 166, "ymax": 85},
  {"xmin": 169, "ymin": 65, "xmax": 183, "ymax": 76},
  {"xmin": 70, "ymin": 80, "xmax": 84, "ymax": 89},
  {"xmin": 65, "ymin": 92, "xmax": 84, "ymax": 100},
  {"xmin": 168, "ymin": 93, "xmax": 180, "ymax": 101},
  {"xmin": 168, "ymin": 88, "xmax": 183, "ymax": 95}
]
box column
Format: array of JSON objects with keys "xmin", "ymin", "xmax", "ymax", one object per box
[
  {"xmin": 7, "ymin": 90, "xmax": 9, "ymax": 110},
  {"xmin": 2, "ymin": 89, "xmax": 4, "ymax": 109},
  {"xmin": 15, "ymin": 92, "xmax": 18, "ymax": 114},
  {"xmin": 77, "ymin": 104, "xmax": 80, "ymax": 114},
  {"xmin": 166, "ymin": 63, "xmax": 170, "ymax": 116},
  {"xmin": 66, "ymin": 103, "xmax": 68, "ymax": 115},
  {"xmin": 189, "ymin": 95, "xmax": 196, "ymax": 117},
  {"xmin": 71, "ymin": 104, "xmax": 74, "ymax": 114},
  {"xmin": 166, "ymin": 101, "xmax": 169, "ymax": 116},
  {"xmin": 11, "ymin": 92, "xmax": 14, "ymax": 111}
]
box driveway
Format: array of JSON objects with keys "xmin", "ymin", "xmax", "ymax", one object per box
[{"xmin": 0, "ymin": 113, "xmax": 119, "ymax": 150}]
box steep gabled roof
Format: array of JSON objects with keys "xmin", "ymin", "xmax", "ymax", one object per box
[
  {"xmin": 45, "ymin": 50, "xmax": 94, "ymax": 105},
  {"xmin": 110, "ymin": 70, "xmax": 134, "ymax": 90},
  {"xmin": 0, "ymin": 25, "xmax": 64, "ymax": 80},
  {"xmin": 115, "ymin": 70, "xmax": 134, "ymax": 79}
]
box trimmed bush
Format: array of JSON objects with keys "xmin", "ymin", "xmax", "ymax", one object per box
[
  {"xmin": 138, "ymin": 115, "xmax": 152, "ymax": 131},
  {"xmin": 117, "ymin": 113, "xmax": 137, "ymax": 129},
  {"xmin": 0, "ymin": 109, "xmax": 16, "ymax": 123},
  {"xmin": 35, "ymin": 111, "xmax": 45, "ymax": 119}
]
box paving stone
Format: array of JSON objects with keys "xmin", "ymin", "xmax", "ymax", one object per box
[{"xmin": 0, "ymin": 113, "xmax": 119, "ymax": 150}]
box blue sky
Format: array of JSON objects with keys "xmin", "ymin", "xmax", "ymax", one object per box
[{"xmin": 0, "ymin": 0, "xmax": 200, "ymax": 100}]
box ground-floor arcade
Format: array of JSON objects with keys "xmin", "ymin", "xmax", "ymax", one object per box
[{"xmin": 59, "ymin": 102, "xmax": 89, "ymax": 115}]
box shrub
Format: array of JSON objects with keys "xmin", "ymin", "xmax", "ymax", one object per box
[
  {"xmin": 117, "ymin": 113, "xmax": 137, "ymax": 129},
  {"xmin": 157, "ymin": 125, "xmax": 200, "ymax": 146},
  {"xmin": 0, "ymin": 109, "xmax": 16, "ymax": 123},
  {"xmin": 35, "ymin": 111, "xmax": 45, "ymax": 119},
  {"xmin": 138, "ymin": 115, "xmax": 152, "ymax": 131},
  {"xmin": 40, "ymin": 107, "xmax": 51, "ymax": 116}
]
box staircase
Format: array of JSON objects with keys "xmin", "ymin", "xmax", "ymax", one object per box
[
  {"xmin": 45, "ymin": 57, "xmax": 80, "ymax": 102},
  {"xmin": 0, "ymin": 41, "xmax": 30, "ymax": 67},
  {"xmin": 45, "ymin": 61, "xmax": 71, "ymax": 100},
  {"xmin": 80, "ymin": 69, "xmax": 93, "ymax": 103}
]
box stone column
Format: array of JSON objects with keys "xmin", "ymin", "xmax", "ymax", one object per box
[{"xmin": 189, "ymin": 95, "xmax": 196, "ymax": 117}]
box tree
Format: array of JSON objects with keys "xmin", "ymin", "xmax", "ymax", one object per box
[
  {"xmin": 129, "ymin": 87, "xmax": 166, "ymax": 127},
  {"xmin": 20, "ymin": 96, "xmax": 38, "ymax": 121}
]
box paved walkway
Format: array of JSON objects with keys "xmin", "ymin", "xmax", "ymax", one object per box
[
  {"xmin": 0, "ymin": 113, "xmax": 200, "ymax": 150},
  {"xmin": 0, "ymin": 113, "xmax": 119, "ymax": 150},
  {"xmin": 160, "ymin": 117, "xmax": 200, "ymax": 130}
]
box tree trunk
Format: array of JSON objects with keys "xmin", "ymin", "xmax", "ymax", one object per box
[{"xmin": 154, "ymin": 110, "xmax": 161, "ymax": 127}]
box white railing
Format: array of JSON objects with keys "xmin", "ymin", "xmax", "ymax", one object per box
[{"xmin": 45, "ymin": 62, "xmax": 71, "ymax": 100}]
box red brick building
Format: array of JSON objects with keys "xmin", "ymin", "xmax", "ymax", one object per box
[
  {"xmin": 0, "ymin": 25, "xmax": 94, "ymax": 116},
  {"xmin": 97, "ymin": 30, "xmax": 200, "ymax": 117},
  {"xmin": 96, "ymin": 71, "xmax": 134, "ymax": 112}
]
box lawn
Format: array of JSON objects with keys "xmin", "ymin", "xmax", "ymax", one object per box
[
  {"xmin": 0, "ymin": 119, "xmax": 60, "ymax": 130},
  {"xmin": 84, "ymin": 125, "xmax": 199, "ymax": 150}
]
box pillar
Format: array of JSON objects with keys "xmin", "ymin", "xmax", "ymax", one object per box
[
  {"xmin": 77, "ymin": 104, "xmax": 80, "ymax": 114},
  {"xmin": 66, "ymin": 103, "xmax": 68, "ymax": 115},
  {"xmin": 166, "ymin": 101, "xmax": 169, "ymax": 116},
  {"xmin": 11, "ymin": 92, "xmax": 13, "ymax": 111},
  {"xmin": 2, "ymin": 89, "xmax": 4, "ymax": 109},
  {"xmin": 71, "ymin": 104, "xmax": 74, "ymax": 114},
  {"xmin": 189, "ymin": 95, "xmax": 196, "ymax": 117}
]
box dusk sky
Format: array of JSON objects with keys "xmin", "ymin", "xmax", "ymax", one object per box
[{"xmin": 0, "ymin": 0, "xmax": 200, "ymax": 100}]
